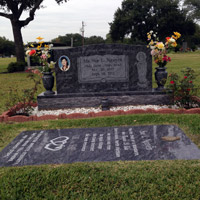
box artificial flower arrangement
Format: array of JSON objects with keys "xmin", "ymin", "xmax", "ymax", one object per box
[
  {"xmin": 26, "ymin": 37, "xmax": 55, "ymax": 73},
  {"xmin": 147, "ymin": 31, "xmax": 181, "ymax": 67}
]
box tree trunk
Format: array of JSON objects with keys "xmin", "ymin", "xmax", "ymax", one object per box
[{"xmin": 11, "ymin": 20, "xmax": 25, "ymax": 63}]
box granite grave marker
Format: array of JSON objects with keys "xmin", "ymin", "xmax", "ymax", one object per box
[
  {"xmin": 0, "ymin": 125, "xmax": 200, "ymax": 167},
  {"xmin": 37, "ymin": 44, "xmax": 170, "ymax": 110}
]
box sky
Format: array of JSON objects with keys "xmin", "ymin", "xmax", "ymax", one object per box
[{"xmin": 0, "ymin": 0, "xmax": 123, "ymax": 43}]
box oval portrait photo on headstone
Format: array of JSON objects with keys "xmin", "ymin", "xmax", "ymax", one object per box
[{"xmin": 58, "ymin": 55, "xmax": 70, "ymax": 71}]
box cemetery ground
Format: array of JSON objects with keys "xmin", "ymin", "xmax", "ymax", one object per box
[{"xmin": 0, "ymin": 52, "xmax": 200, "ymax": 199}]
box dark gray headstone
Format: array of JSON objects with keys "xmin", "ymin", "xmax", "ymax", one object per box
[
  {"xmin": 0, "ymin": 125, "xmax": 200, "ymax": 167},
  {"xmin": 53, "ymin": 44, "xmax": 152, "ymax": 94}
]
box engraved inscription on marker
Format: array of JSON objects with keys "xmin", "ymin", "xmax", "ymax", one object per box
[
  {"xmin": 77, "ymin": 55, "xmax": 129, "ymax": 83},
  {"xmin": 1, "ymin": 125, "xmax": 200, "ymax": 167}
]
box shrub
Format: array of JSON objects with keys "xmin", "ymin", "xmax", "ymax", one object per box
[
  {"xmin": 5, "ymin": 73, "xmax": 41, "ymax": 116},
  {"xmin": 7, "ymin": 61, "xmax": 26, "ymax": 73},
  {"xmin": 166, "ymin": 67, "xmax": 199, "ymax": 108}
]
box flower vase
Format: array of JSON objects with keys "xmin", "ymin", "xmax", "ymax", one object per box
[
  {"xmin": 42, "ymin": 72, "xmax": 55, "ymax": 95},
  {"xmin": 155, "ymin": 67, "xmax": 168, "ymax": 91}
]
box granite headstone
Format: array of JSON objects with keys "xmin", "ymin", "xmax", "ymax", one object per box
[
  {"xmin": 37, "ymin": 44, "xmax": 170, "ymax": 109},
  {"xmin": 53, "ymin": 44, "xmax": 152, "ymax": 93},
  {"xmin": 0, "ymin": 125, "xmax": 200, "ymax": 167}
]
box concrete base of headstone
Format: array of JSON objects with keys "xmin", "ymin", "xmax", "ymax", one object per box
[{"xmin": 37, "ymin": 89, "xmax": 170, "ymax": 110}]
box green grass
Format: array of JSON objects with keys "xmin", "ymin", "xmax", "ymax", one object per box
[
  {"xmin": 0, "ymin": 57, "xmax": 16, "ymax": 73},
  {"xmin": 0, "ymin": 114, "xmax": 200, "ymax": 199},
  {"xmin": 152, "ymin": 52, "xmax": 200, "ymax": 89}
]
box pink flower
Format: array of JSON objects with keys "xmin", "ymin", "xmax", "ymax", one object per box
[{"xmin": 40, "ymin": 54, "xmax": 47, "ymax": 59}]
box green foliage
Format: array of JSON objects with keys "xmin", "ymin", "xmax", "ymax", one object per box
[
  {"xmin": 166, "ymin": 67, "xmax": 199, "ymax": 108},
  {"xmin": 183, "ymin": 0, "xmax": 200, "ymax": 22},
  {"xmin": 0, "ymin": 57, "xmax": 16, "ymax": 73},
  {"xmin": 51, "ymin": 33, "xmax": 83, "ymax": 47},
  {"xmin": 109, "ymin": 0, "xmax": 196, "ymax": 43},
  {"xmin": 85, "ymin": 36, "xmax": 105, "ymax": 45},
  {"xmin": 5, "ymin": 73, "xmax": 41, "ymax": 116},
  {"xmin": 51, "ymin": 33, "xmax": 106, "ymax": 47},
  {"xmin": 7, "ymin": 61, "xmax": 26, "ymax": 73},
  {"xmin": 0, "ymin": 36, "xmax": 15, "ymax": 57}
]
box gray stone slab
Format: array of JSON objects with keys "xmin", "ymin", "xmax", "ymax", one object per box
[
  {"xmin": 53, "ymin": 44, "xmax": 152, "ymax": 94},
  {"xmin": 1, "ymin": 125, "xmax": 199, "ymax": 167},
  {"xmin": 37, "ymin": 90, "xmax": 170, "ymax": 110}
]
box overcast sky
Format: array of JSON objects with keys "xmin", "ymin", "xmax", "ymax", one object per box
[{"xmin": 0, "ymin": 0, "xmax": 123, "ymax": 43}]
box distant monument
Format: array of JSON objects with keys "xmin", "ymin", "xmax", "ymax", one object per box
[{"xmin": 37, "ymin": 44, "xmax": 170, "ymax": 110}]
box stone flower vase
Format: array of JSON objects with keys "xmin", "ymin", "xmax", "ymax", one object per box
[
  {"xmin": 155, "ymin": 67, "xmax": 168, "ymax": 91},
  {"xmin": 42, "ymin": 72, "xmax": 55, "ymax": 95}
]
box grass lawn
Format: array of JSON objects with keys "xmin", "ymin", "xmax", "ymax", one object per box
[
  {"xmin": 0, "ymin": 52, "xmax": 200, "ymax": 199},
  {"xmin": 0, "ymin": 114, "xmax": 200, "ymax": 199},
  {"xmin": 0, "ymin": 57, "xmax": 16, "ymax": 73}
]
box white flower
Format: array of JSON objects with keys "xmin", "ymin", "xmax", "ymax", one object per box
[
  {"xmin": 169, "ymin": 38, "xmax": 175, "ymax": 43},
  {"xmin": 26, "ymin": 50, "xmax": 31, "ymax": 55},
  {"xmin": 49, "ymin": 44, "xmax": 53, "ymax": 49},
  {"xmin": 150, "ymin": 30, "xmax": 153, "ymax": 34}
]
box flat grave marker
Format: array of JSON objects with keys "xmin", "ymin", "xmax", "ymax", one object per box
[{"xmin": 1, "ymin": 125, "xmax": 200, "ymax": 167}]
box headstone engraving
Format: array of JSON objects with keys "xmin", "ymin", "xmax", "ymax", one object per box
[
  {"xmin": 77, "ymin": 55, "xmax": 129, "ymax": 83},
  {"xmin": 1, "ymin": 125, "xmax": 200, "ymax": 167}
]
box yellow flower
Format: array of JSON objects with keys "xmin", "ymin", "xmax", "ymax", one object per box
[
  {"xmin": 157, "ymin": 42, "xmax": 165, "ymax": 49},
  {"xmin": 171, "ymin": 42, "xmax": 177, "ymax": 47},
  {"xmin": 174, "ymin": 32, "xmax": 181, "ymax": 38},
  {"xmin": 37, "ymin": 45, "xmax": 41, "ymax": 50},
  {"xmin": 172, "ymin": 35, "xmax": 178, "ymax": 40},
  {"xmin": 147, "ymin": 34, "xmax": 151, "ymax": 40},
  {"xmin": 36, "ymin": 36, "xmax": 44, "ymax": 41},
  {"xmin": 149, "ymin": 40, "xmax": 154, "ymax": 45},
  {"xmin": 38, "ymin": 41, "xmax": 44, "ymax": 45}
]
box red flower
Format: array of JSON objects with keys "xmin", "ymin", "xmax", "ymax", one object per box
[
  {"xmin": 189, "ymin": 81, "xmax": 193, "ymax": 83},
  {"xmin": 184, "ymin": 76, "xmax": 187, "ymax": 79},
  {"xmin": 162, "ymin": 56, "xmax": 168, "ymax": 62},
  {"xmin": 168, "ymin": 57, "xmax": 171, "ymax": 61},
  {"xmin": 170, "ymin": 81, "xmax": 175, "ymax": 84},
  {"xmin": 187, "ymin": 88, "xmax": 191, "ymax": 91},
  {"xmin": 29, "ymin": 50, "xmax": 36, "ymax": 56},
  {"xmin": 166, "ymin": 37, "xmax": 170, "ymax": 41}
]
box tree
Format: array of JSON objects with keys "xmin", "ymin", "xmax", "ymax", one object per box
[
  {"xmin": 0, "ymin": 0, "xmax": 68, "ymax": 62},
  {"xmin": 51, "ymin": 33, "xmax": 83, "ymax": 47},
  {"xmin": 52, "ymin": 34, "xmax": 105, "ymax": 47},
  {"xmin": 0, "ymin": 36, "xmax": 15, "ymax": 56},
  {"xmin": 85, "ymin": 36, "xmax": 105, "ymax": 45},
  {"xmin": 109, "ymin": 0, "xmax": 196, "ymax": 44},
  {"xmin": 183, "ymin": 0, "xmax": 200, "ymax": 22}
]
